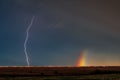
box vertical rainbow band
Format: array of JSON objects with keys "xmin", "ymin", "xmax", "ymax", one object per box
[{"xmin": 77, "ymin": 49, "xmax": 87, "ymax": 67}]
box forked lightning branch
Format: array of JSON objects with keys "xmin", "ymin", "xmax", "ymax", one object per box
[{"xmin": 24, "ymin": 16, "xmax": 35, "ymax": 66}]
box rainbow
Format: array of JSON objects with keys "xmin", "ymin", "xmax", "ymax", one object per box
[{"xmin": 77, "ymin": 49, "xmax": 87, "ymax": 67}]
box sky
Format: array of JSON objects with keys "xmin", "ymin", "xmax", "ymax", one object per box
[{"xmin": 0, "ymin": 0, "xmax": 120, "ymax": 66}]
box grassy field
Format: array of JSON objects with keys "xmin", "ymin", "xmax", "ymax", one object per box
[
  {"xmin": 0, "ymin": 66, "xmax": 120, "ymax": 80},
  {"xmin": 0, "ymin": 74, "xmax": 120, "ymax": 80}
]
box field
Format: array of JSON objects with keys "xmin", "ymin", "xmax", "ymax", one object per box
[{"xmin": 0, "ymin": 66, "xmax": 120, "ymax": 80}]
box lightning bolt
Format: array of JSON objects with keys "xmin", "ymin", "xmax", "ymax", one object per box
[{"xmin": 24, "ymin": 16, "xmax": 35, "ymax": 66}]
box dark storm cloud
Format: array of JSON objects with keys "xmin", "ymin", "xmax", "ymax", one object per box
[
  {"xmin": 10, "ymin": 0, "xmax": 120, "ymax": 49},
  {"xmin": 9, "ymin": 0, "xmax": 48, "ymax": 15},
  {"xmin": 49, "ymin": 0, "xmax": 120, "ymax": 49},
  {"xmin": 0, "ymin": 0, "xmax": 120, "ymax": 66}
]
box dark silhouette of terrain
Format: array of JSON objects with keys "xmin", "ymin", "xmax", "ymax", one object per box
[{"xmin": 0, "ymin": 66, "xmax": 120, "ymax": 77}]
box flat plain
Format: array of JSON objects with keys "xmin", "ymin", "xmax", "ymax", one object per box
[{"xmin": 0, "ymin": 66, "xmax": 120, "ymax": 80}]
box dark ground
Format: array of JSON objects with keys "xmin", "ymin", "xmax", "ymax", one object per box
[{"xmin": 0, "ymin": 66, "xmax": 120, "ymax": 80}]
